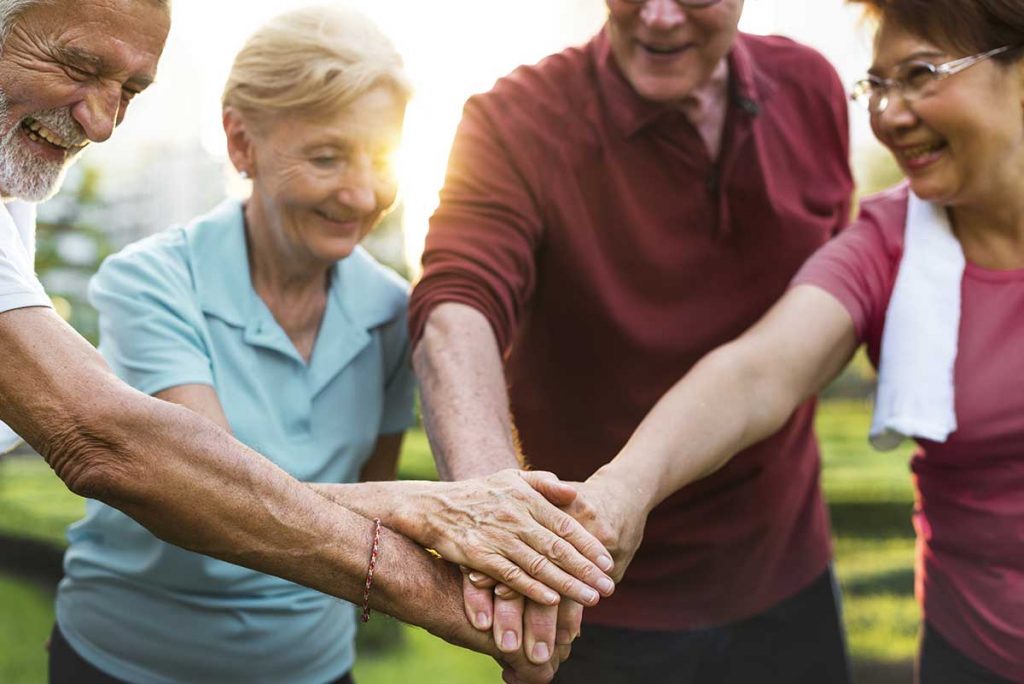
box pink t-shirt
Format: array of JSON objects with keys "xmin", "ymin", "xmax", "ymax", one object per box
[{"xmin": 795, "ymin": 183, "xmax": 1024, "ymax": 682}]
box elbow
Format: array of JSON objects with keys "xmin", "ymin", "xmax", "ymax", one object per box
[{"xmin": 37, "ymin": 395, "xmax": 142, "ymax": 504}]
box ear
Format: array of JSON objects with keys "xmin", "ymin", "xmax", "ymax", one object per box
[
  {"xmin": 1016, "ymin": 58, "xmax": 1024, "ymax": 109},
  {"xmin": 222, "ymin": 107, "xmax": 257, "ymax": 177}
]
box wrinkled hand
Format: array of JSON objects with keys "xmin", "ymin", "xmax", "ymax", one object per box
[
  {"xmin": 458, "ymin": 469, "xmax": 646, "ymax": 677},
  {"xmin": 421, "ymin": 469, "xmax": 615, "ymax": 607}
]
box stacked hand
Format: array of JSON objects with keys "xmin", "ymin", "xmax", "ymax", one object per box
[{"xmin": 459, "ymin": 471, "xmax": 650, "ymax": 683}]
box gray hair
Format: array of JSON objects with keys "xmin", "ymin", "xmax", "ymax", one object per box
[
  {"xmin": 0, "ymin": 0, "xmax": 171, "ymax": 47},
  {"xmin": 0, "ymin": 0, "xmax": 40, "ymax": 44},
  {"xmin": 222, "ymin": 5, "xmax": 411, "ymax": 128}
]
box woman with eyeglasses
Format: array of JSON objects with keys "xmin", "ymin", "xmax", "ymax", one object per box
[{"xmin": 562, "ymin": 0, "xmax": 1024, "ymax": 681}]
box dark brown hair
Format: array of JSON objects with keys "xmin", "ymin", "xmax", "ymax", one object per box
[{"xmin": 849, "ymin": 0, "xmax": 1024, "ymax": 61}]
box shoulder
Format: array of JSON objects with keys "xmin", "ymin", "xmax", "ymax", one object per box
[
  {"xmin": 466, "ymin": 41, "xmax": 595, "ymax": 137},
  {"xmin": 852, "ymin": 182, "xmax": 909, "ymax": 256},
  {"xmin": 93, "ymin": 225, "xmax": 193, "ymax": 296},
  {"xmin": 741, "ymin": 33, "xmax": 845, "ymax": 112},
  {"xmin": 742, "ymin": 34, "xmax": 839, "ymax": 79},
  {"xmin": 801, "ymin": 183, "xmax": 906, "ymax": 287}
]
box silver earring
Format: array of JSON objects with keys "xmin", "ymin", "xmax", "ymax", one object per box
[{"xmin": 239, "ymin": 170, "xmax": 250, "ymax": 180}]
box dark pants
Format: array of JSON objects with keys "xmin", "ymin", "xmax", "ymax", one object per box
[
  {"xmin": 553, "ymin": 568, "xmax": 851, "ymax": 684},
  {"xmin": 48, "ymin": 623, "xmax": 355, "ymax": 684},
  {"xmin": 917, "ymin": 622, "xmax": 1011, "ymax": 684}
]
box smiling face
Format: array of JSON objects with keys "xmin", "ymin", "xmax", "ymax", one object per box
[
  {"xmin": 605, "ymin": 0, "xmax": 743, "ymax": 103},
  {"xmin": 236, "ymin": 86, "xmax": 406, "ymax": 267},
  {"xmin": 0, "ymin": 0, "xmax": 169, "ymax": 201},
  {"xmin": 869, "ymin": 18, "xmax": 1024, "ymax": 207}
]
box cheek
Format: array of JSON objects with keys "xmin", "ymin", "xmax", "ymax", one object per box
[
  {"xmin": 376, "ymin": 181, "xmax": 399, "ymax": 211},
  {"xmin": 605, "ymin": 5, "xmax": 636, "ymax": 38}
]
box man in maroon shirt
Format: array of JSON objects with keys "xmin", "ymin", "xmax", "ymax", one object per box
[{"xmin": 409, "ymin": 0, "xmax": 854, "ymax": 681}]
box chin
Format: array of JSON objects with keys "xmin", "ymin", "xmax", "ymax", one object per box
[
  {"xmin": 315, "ymin": 242, "xmax": 359, "ymax": 264},
  {"xmin": 627, "ymin": 73, "xmax": 697, "ymax": 103},
  {"xmin": 905, "ymin": 173, "xmax": 957, "ymax": 206}
]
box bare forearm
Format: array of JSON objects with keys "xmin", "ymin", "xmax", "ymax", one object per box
[
  {"xmin": 596, "ymin": 287, "xmax": 859, "ymax": 512},
  {"xmin": 310, "ymin": 480, "xmax": 435, "ymax": 541},
  {"xmin": 0, "ymin": 310, "xmax": 454, "ymax": 618},
  {"xmin": 595, "ymin": 343, "xmax": 796, "ymax": 512},
  {"xmin": 414, "ymin": 303, "xmax": 520, "ymax": 479}
]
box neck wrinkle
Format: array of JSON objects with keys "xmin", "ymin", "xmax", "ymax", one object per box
[{"xmin": 244, "ymin": 197, "xmax": 332, "ymax": 302}]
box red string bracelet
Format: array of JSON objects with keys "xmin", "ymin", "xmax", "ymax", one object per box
[{"xmin": 361, "ymin": 518, "xmax": 382, "ymax": 623}]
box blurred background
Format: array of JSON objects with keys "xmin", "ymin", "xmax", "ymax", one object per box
[{"xmin": 1, "ymin": 1, "xmax": 914, "ymax": 682}]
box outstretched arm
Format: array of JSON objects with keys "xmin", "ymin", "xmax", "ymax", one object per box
[
  {"xmin": 564, "ymin": 285, "xmax": 860, "ymax": 573},
  {"xmin": 0, "ymin": 307, "xmax": 558, "ymax": 681},
  {"xmin": 157, "ymin": 381, "xmax": 614, "ymax": 609}
]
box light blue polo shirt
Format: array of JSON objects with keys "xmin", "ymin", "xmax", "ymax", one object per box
[{"xmin": 55, "ymin": 199, "xmax": 416, "ymax": 684}]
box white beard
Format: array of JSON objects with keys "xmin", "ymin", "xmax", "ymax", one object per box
[{"xmin": 0, "ymin": 91, "xmax": 84, "ymax": 202}]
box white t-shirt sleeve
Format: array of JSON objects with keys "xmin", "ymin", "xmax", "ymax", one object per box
[
  {"xmin": 0, "ymin": 201, "xmax": 51, "ymax": 453},
  {"xmin": 0, "ymin": 201, "xmax": 52, "ymax": 313}
]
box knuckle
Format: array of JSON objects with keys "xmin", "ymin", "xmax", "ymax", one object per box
[
  {"xmin": 526, "ymin": 554, "xmax": 549, "ymax": 577},
  {"xmin": 549, "ymin": 537, "xmax": 573, "ymax": 560},
  {"xmin": 554, "ymin": 515, "xmax": 576, "ymax": 538},
  {"xmin": 500, "ymin": 564, "xmax": 523, "ymax": 585}
]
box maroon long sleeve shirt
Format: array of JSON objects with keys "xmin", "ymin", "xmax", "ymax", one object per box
[{"xmin": 410, "ymin": 28, "xmax": 853, "ymax": 629}]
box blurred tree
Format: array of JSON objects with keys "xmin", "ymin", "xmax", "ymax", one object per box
[{"xmin": 35, "ymin": 165, "xmax": 115, "ymax": 345}]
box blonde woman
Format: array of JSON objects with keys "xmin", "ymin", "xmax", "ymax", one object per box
[{"xmin": 49, "ymin": 7, "xmax": 612, "ymax": 684}]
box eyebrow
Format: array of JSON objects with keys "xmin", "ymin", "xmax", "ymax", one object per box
[
  {"xmin": 868, "ymin": 49, "xmax": 947, "ymax": 76},
  {"xmin": 54, "ymin": 46, "xmax": 156, "ymax": 90}
]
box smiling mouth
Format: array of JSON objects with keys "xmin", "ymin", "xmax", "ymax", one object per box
[
  {"xmin": 639, "ymin": 41, "xmax": 691, "ymax": 56},
  {"xmin": 20, "ymin": 117, "xmax": 87, "ymax": 153},
  {"xmin": 897, "ymin": 140, "xmax": 947, "ymax": 165},
  {"xmin": 315, "ymin": 209, "xmax": 360, "ymax": 226}
]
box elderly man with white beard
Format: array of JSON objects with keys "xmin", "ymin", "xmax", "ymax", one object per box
[{"xmin": 0, "ymin": 2, "xmax": 615, "ymax": 680}]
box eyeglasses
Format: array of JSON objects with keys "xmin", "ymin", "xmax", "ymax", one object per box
[
  {"xmin": 619, "ymin": 0, "xmax": 723, "ymax": 8},
  {"xmin": 850, "ymin": 45, "xmax": 1011, "ymax": 114}
]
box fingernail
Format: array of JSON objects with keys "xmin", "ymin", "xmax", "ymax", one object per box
[
  {"xmin": 597, "ymin": 577, "xmax": 615, "ymax": 594},
  {"xmin": 543, "ymin": 589, "xmax": 559, "ymax": 605},
  {"xmin": 502, "ymin": 630, "xmax": 518, "ymax": 651},
  {"xmin": 597, "ymin": 555, "xmax": 614, "ymax": 572},
  {"xmin": 583, "ymin": 587, "xmax": 599, "ymax": 604},
  {"xmin": 532, "ymin": 642, "xmax": 550, "ymax": 662},
  {"xmin": 476, "ymin": 612, "xmax": 490, "ymax": 629},
  {"xmin": 468, "ymin": 571, "xmax": 485, "ymax": 583}
]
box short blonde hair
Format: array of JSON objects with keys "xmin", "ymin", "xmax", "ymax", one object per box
[{"xmin": 222, "ymin": 5, "xmax": 411, "ymax": 126}]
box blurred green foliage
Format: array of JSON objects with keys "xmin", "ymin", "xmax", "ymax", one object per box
[{"xmin": 34, "ymin": 166, "xmax": 114, "ymax": 345}]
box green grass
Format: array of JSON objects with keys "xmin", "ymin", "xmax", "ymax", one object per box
[
  {"xmin": 0, "ymin": 400, "xmax": 920, "ymax": 681},
  {"xmin": 0, "ymin": 458, "xmax": 83, "ymax": 544},
  {"xmin": 0, "ymin": 575, "xmax": 53, "ymax": 684},
  {"xmin": 821, "ymin": 399, "xmax": 918, "ymax": 663}
]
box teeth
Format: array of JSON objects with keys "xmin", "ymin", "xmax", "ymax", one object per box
[
  {"xmin": 22, "ymin": 117, "xmax": 71, "ymax": 149},
  {"xmin": 903, "ymin": 142, "xmax": 942, "ymax": 159}
]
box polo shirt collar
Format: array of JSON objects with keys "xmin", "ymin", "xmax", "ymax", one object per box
[
  {"xmin": 186, "ymin": 199, "xmax": 394, "ymax": 387},
  {"xmin": 593, "ymin": 27, "xmax": 778, "ymax": 138}
]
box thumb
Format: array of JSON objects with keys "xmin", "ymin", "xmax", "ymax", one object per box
[{"xmin": 520, "ymin": 470, "xmax": 578, "ymax": 507}]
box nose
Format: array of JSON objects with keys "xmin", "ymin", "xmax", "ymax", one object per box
[
  {"xmin": 70, "ymin": 82, "xmax": 122, "ymax": 143},
  {"xmin": 337, "ymin": 153, "xmax": 379, "ymax": 215},
  {"xmin": 640, "ymin": 0, "xmax": 687, "ymax": 30},
  {"xmin": 871, "ymin": 88, "xmax": 918, "ymax": 136}
]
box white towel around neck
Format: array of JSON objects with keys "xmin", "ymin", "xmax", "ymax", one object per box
[{"xmin": 869, "ymin": 191, "xmax": 965, "ymax": 450}]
